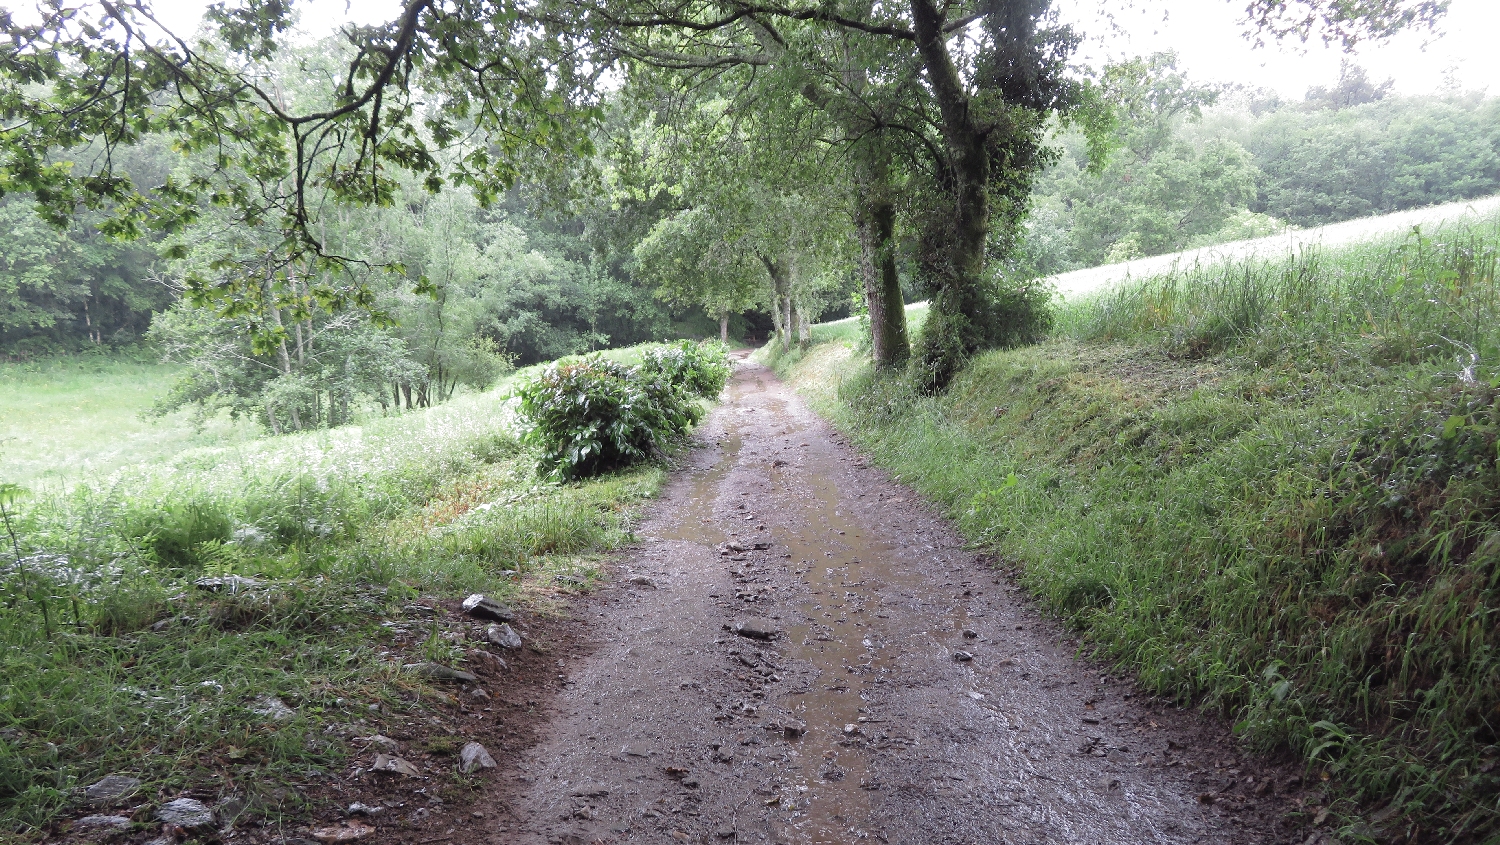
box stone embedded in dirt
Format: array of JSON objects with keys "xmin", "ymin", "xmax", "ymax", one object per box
[
  {"xmin": 347, "ymin": 803, "xmax": 382, "ymax": 816},
  {"xmin": 371, "ymin": 753, "xmax": 421, "ymax": 777},
  {"xmin": 461, "ymin": 593, "xmax": 514, "ymax": 622},
  {"xmin": 251, "ymin": 695, "xmax": 296, "ymax": 721},
  {"xmin": 716, "ymin": 828, "xmax": 737, "ymax": 839},
  {"xmin": 782, "ymin": 720, "xmax": 807, "ymax": 739},
  {"xmin": 731, "ymin": 619, "xmax": 780, "ymax": 640},
  {"xmin": 751, "ymin": 542, "xmax": 772, "ymax": 550},
  {"xmin": 311, "ymin": 821, "xmax": 376, "ymax": 842},
  {"xmin": 953, "ymin": 650, "xmax": 974, "ymax": 662},
  {"xmin": 628, "ymin": 575, "xmax": 659, "ymax": 588},
  {"xmin": 1101, "ymin": 777, "xmax": 1122, "ymax": 791},
  {"xmin": 620, "ymin": 744, "xmax": 651, "ymax": 758},
  {"xmin": 157, "ymin": 797, "xmax": 215, "ymax": 830},
  {"xmin": 459, "ymin": 741, "xmax": 497, "ymax": 774},
  {"xmin": 468, "ymin": 648, "xmax": 508, "ymax": 672},
  {"xmin": 402, "ymin": 662, "xmax": 478, "ymax": 682},
  {"xmin": 83, "ymin": 775, "xmax": 141, "ymax": 805},
  {"xmin": 486, "ymin": 623, "xmax": 524, "ymax": 649},
  {"xmin": 193, "ymin": 574, "xmax": 261, "ymax": 594},
  {"xmin": 570, "ymin": 784, "xmax": 610, "ymax": 798},
  {"xmin": 74, "ymin": 815, "xmax": 131, "ymax": 831},
  {"xmin": 963, "ymin": 629, "xmax": 979, "ymax": 639}
]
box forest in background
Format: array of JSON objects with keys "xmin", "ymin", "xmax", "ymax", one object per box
[{"xmin": 2, "ymin": 51, "xmax": 1497, "ymax": 429}]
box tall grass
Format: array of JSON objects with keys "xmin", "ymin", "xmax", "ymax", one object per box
[
  {"xmin": 782, "ymin": 213, "xmax": 1500, "ymax": 843},
  {"xmin": 1057, "ymin": 219, "xmax": 1499, "ymax": 369}
]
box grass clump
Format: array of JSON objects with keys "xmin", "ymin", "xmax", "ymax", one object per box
[{"xmin": 780, "ymin": 214, "xmax": 1500, "ymax": 843}]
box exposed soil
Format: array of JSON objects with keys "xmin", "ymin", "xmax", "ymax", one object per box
[
  {"xmin": 55, "ymin": 357, "xmax": 1317, "ymax": 845},
  {"xmin": 468, "ymin": 358, "xmax": 1314, "ymax": 845}
]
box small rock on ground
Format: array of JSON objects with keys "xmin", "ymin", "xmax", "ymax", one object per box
[
  {"xmin": 74, "ymin": 815, "xmax": 131, "ymax": 830},
  {"xmin": 371, "ymin": 753, "xmax": 421, "ymax": 777},
  {"xmin": 251, "ymin": 695, "xmax": 296, "ymax": 721},
  {"xmin": 460, "ymin": 741, "xmax": 497, "ymax": 773},
  {"xmin": 486, "ymin": 623, "xmax": 523, "ymax": 649},
  {"xmin": 462, "ymin": 593, "xmax": 514, "ymax": 622},
  {"xmin": 157, "ymin": 797, "xmax": 214, "ymax": 829},
  {"xmin": 730, "ymin": 619, "xmax": 779, "ymax": 640},
  {"xmin": 83, "ymin": 775, "xmax": 140, "ymax": 805},
  {"xmin": 311, "ymin": 820, "xmax": 376, "ymax": 842}
]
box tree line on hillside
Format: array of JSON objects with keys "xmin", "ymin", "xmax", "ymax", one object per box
[
  {"xmin": 0, "ymin": 0, "xmax": 1467, "ymax": 422},
  {"xmin": 1017, "ymin": 58, "xmax": 1500, "ymax": 276}
]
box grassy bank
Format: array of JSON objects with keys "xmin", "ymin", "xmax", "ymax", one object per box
[
  {"xmin": 773, "ymin": 218, "xmax": 1500, "ymax": 843},
  {"xmin": 0, "ymin": 350, "xmax": 681, "ymax": 837}
]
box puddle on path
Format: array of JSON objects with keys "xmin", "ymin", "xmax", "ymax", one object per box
[
  {"xmin": 657, "ymin": 428, "xmax": 741, "ymax": 543},
  {"xmin": 768, "ymin": 445, "xmax": 969, "ymax": 844}
]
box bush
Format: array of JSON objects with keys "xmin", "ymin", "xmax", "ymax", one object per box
[
  {"xmin": 517, "ymin": 355, "xmax": 706, "ymax": 481},
  {"xmin": 639, "ymin": 340, "xmax": 732, "ymax": 399}
]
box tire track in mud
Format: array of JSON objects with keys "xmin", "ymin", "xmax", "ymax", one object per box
[{"xmin": 484, "ymin": 358, "xmax": 1308, "ymax": 845}]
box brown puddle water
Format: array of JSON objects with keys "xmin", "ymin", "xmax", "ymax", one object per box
[{"xmin": 767, "ymin": 450, "xmax": 968, "ymax": 843}]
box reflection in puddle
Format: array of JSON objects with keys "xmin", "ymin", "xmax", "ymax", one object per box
[{"xmin": 657, "ymin": 429, "xmax": 741, "ymax": 543}]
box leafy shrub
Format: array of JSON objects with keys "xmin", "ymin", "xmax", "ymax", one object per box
[
  {"xmin": 639, "ymin": 340, "xmax": 732, "ymax": 398},
  {"xmin": 517, "ymin": 355, "xmax": 704, "ymax": 481}
]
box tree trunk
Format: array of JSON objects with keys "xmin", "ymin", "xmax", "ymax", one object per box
[
  {"xmin": 759, "ymin": 254, "xmax": 794, "ymax": 353},
  {"xmin": 909, "ymin": 0, "xmax": 992, "ymax": 391},
  {"xmin": 856, "ymin": 183, "xmax": 909, "ymax": 367},
  {"xmin": 719, "ymin": 312, "xmax": 729, "ymax": 344}
]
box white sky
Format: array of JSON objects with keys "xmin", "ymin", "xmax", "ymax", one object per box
[
  {"xmin": 9, "ymin": 0, "xmax": 1497, "ymax": 99},
  {"xmin": 1060, "ymin": 0, "xmax": 1498, "ymax": 98}
]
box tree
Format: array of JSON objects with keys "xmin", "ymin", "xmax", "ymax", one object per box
[
  {"xmin": 0, "ymin": 0, "xmax": 1449, "ymax": 381},
  {"xmin": 633, "ymin": 207, "xmax": 764, "ymax": 342}
]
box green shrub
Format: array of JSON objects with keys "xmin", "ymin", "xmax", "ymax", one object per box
[
  {"xmin": 120, "ymin": 497, "xmax": 234, "ymax": 570},
  {"xmin": 639, "ymin": 340, "xmax": 731, "ymax": 398},
  {"xmin": 517, "ymin": 355, "xmax": 704, "ymax": 481}
]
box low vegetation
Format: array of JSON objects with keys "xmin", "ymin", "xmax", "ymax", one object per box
[
  {"xmin": 518, "ymin": 341, "xmax": 730, "ymax": 481},
  {"xmin": 774, "ymin": 214, "xmax": 1500, "ymax": 843},
  {"xmin": 0, "ymin": 344, "xmax": 691, "ymax": 836}
]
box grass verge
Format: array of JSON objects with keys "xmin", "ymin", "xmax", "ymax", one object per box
[
  {"xmin": 0, "ymin": 349, "xmax": 681, "ymax": 838},
  {"xmin": 774, "ymin": 216, "xmax": 1500, "ymax": 844}
]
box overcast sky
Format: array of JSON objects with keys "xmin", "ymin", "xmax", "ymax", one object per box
[{"xmin": 15, "ymin": 0, "xmax": 1499, "ymax": 99}]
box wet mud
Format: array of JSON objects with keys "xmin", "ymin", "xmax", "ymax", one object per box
[{"xmin": 482, "ymin": 359, "xmax": 1310, "ymax": 845}]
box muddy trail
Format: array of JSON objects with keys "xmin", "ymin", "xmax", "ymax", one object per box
[{"xmin": 480, "ymin": 359, "xmax": 1310, "ymax": 845}]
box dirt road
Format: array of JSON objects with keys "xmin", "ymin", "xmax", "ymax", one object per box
[{"xmin": 482, "ymin": 359, "xmax": 1307, "ymax": 845}]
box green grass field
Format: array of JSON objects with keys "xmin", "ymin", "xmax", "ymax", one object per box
[
  {"xmin": 775, "ymin": 215, "xmax": 1500, "ymax": 844},
  {"xmin": 0, "ymin": 358, "xmax": 259, "ymax": 488},
  {"xmin": 0, "ymin": 344, "xmax": 705, "ymax": 836}
]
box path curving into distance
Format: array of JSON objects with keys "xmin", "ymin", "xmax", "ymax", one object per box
[{"xmin": 481, "ymin": 357, "xmax": 1309, "ymax": 845}]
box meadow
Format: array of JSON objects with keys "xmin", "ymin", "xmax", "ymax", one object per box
[
  {"xmin": 772, "ymin": 213, "xmax": 1500, "ymax": 843},
  {"xmin": 0, "ymin": 347, "xmax": 674, "ymax": 835}
]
